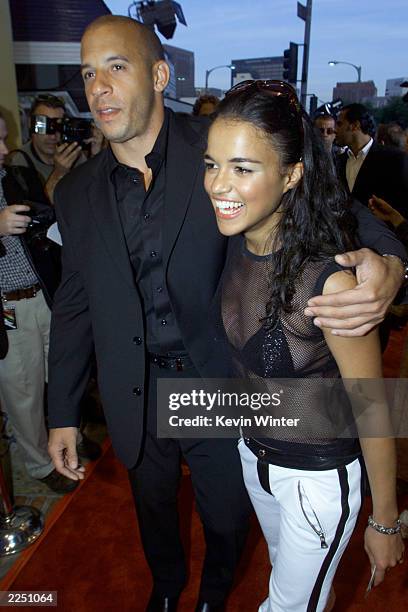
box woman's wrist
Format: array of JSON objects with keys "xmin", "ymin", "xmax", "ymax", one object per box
[
  {"xmin": 371, "ymin": 508, "xmax": 399, "ymax": 526},
  {"xmin": 368, "ymin": 514, "xmax": 401, "ymax": 535}
]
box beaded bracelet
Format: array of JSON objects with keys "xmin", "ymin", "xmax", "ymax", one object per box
[{"xmin": 368, "ymin": 515, "xmax": 401, "ymax": 536}]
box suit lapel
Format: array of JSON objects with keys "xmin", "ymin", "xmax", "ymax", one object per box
[
  {"xmin": 88, "ymin": 153, "xmax": 135, "ymax": 288},
  {"xmin": 163, "ymin": 112, "xmax": 206, "ymax": 266}
]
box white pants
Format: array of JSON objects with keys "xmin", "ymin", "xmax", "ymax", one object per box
[
  {"xmin": 238, "ymin": 439, "xmax": 362, "ymax": 612},
  {"xmin": 0, "ymin": 291, "xmax": 53, "ymax": 479}
]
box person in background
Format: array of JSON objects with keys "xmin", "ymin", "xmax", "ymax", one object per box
[
  {"xmin": 335, "ymin": 103, "xmax": 408, "ymax": 217},
  {"xmin": 0, "ymin": 109, "xmax": 80, "ymax": 494},
  {"xmin": 0, "ymin": 108, "xmax": 100, "ymax": 491},
  {"xmin": 8, "ymin": 95, "xmax": 103, "ymax": 203},
  {"xmin": 313, "ymin": 113, "xmax": 337, "ymax": 154},
  {"xmin": 192, "ymin": 94, "xmax": 220, "ymax": 117},
  {"xmin": 377, "ymin": 123, "xmax": 406, "ymax": 150}
]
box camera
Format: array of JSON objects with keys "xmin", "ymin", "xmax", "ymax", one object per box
[
  {"xmin": 31, "ymin": 115, "xmax": 92, "ymax": 146},
  {"xmin": 17, "ymin": 201, "xmax": 56, "ymax": 249}
]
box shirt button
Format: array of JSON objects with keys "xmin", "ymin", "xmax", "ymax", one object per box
[
  {"xmin": 161, "ymin": 319, "xmax": 167, "ymax": 326},
  {"xmin": 258, "ymin": 449, "xmax": 266, "ymax": 458},
  {"xmin": 133, "ymin": 387, "xmax": 142, "ymax": 396},
  {"xmin": 156, "ymin": 286, "xmax": 163, "ymax": 293},
  {"xmin": 133, "ymin": 336, "xmax": 142, "ymax": 345},
  {"xmin": 150, "ymin": 251, "xmax": 157, "ymax": 258},
  {"xmin": 144, "ymin": 213, "xmax": 150, "ymax": 221}
]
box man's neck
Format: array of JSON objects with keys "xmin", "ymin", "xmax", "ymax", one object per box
[
  {"xmin": 349, "ymin": 133, "xmax": 371, "ymax": 157},
  {"xmin": 110, "ymin": 107, "xmax": 165, "ymax": 172}
]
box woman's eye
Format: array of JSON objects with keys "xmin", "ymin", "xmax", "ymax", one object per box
[
  {"xmin": 235, "ymin": 166, "xmax": 251, "ymax": 174},
  {"xmin": 112, "ymin": 64, "xmax": 124, "ymax": 71},
  {"xmin": 204, "ymin": 161, "xmax": 216, "ymax": 171}
]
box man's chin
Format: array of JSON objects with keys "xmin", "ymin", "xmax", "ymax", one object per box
[{"xmin": 102, "ymin": 130, "xmax": 136, "ymax": 144}]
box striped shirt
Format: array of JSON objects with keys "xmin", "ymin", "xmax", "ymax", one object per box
[{"xmin": 0, "ymin": 168, "xmax": 38, "ymax": 292}]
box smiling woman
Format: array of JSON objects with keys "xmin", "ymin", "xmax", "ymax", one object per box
[
  {"xmin": 204, "ymin": 119, "xmax": 301, "ymax": 250},
  {"xmin": 206, "ymin": 80, "xmax": 404, "ymax": 612}
]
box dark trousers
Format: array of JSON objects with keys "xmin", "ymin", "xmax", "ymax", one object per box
[{"xmin": 128, "ymin": 362, "xmax": 252, "ymax": 606}]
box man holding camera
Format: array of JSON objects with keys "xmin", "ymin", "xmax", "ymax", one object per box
[
  {"xmin": 9, "ymin": 95, "xmax": 102, "ymax": 203},
  {"xmin": 0, "ymin": 109, "xmax": 81, "ymax": 494}
]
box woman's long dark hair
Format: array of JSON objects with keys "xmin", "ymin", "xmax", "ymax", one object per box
[{"xmin": 213, "ymin": 87, "xmax": 357, "ymax": 325}]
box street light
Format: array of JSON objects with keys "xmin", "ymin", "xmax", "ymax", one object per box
[
  {"xmin": 205, "ymin": 64, "xmax": 235, "ymax": 92},
  {"xmin": 328, "ymin": 60, "xmax": 362, "ymax": 82}
]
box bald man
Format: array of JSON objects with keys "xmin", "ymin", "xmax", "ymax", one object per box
[{"xmin": 47, "ymin": 16, "xmax": 408, "ymax": 612}]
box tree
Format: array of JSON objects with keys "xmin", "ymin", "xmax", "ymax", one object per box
[{"xmin": 366, "ymin": 97, "xmax": 408, "ymax": 128}]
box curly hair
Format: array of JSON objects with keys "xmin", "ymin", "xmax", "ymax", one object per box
[{"xmin": 212, "ymin": 86, "xmax": 357, "ymax": 325}]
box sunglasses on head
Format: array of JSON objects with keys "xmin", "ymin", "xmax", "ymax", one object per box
[
  {"xmin": 225, "ymin": 79, "xmax": 304, "ymax": 159},
  {"xmin": 226, "ymin": 79, "xmax": 302, "ymax": 114}
]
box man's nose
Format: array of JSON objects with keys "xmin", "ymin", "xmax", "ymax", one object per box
[{"xmin": 89, "ymin": 73, "xmax": 113, "ymax": 98}]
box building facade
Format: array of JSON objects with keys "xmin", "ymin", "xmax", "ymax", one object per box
[
  {"xmin": 231, "ymin": 56, "xmax": 284, "ymax": 87},
  {"xmin": 163, "ymin": 44, "xmax": 195, "ymax": 98},
  {"xmin": 332, "ymin": 81, "xmax": 377, "ymax": 104},
  {"xmin": 385, "ymin": 77, "xmax": 408, "ymax": 98}
]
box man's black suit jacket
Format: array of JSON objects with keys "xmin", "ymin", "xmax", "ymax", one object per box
[
  {"xmin": 337, "ymin": 142, "xmax": 408, "ymax": 216},
  {"xmin": 48, "ymin": 111, "xmax": 228, "ymax": 467},
  {"xmin": 48, "ymin": 111, "xmax": 407, "ymax": 469}
]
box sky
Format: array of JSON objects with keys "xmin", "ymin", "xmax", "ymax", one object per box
[{"xmin": 105, "ymin": 0, "xmax": 408, "ymax": 104}]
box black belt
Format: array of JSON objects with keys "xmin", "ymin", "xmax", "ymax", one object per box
[
  {"xmin": 148, "ymin": 352, "xmax": 195, "ymax": 371},
  {"xmin": 245, "ymin": 438, "xmax": 361, "ymax": 471}
]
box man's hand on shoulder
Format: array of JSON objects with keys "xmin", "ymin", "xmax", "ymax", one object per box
[
  {"xmin": 304, "ymin": 248, "xmax": 405, "ymax": 336},
  {"xmin": 0, "ymin": 204, "xmax": 31, "ymax": 235},
  {"xmin": 48, "ymin": 427, "xmax": 85, "ymax": 481}
]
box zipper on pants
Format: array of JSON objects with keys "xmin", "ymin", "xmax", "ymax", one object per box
[{"xmin": 297, "ymin": 481, "xmax": 328, "ymax": 549}]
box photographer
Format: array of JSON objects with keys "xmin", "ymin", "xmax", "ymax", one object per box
[
  {"xmin": 0, "ymin": 110, "xmax": 98, "ymax": 493},
  {"xmin": 8, "ymin": 94, "xmax": 102, "ymax": 203}
]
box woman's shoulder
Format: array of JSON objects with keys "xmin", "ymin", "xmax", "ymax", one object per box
[{"xmin": 321, "ymin": 268, "xmax": 357, "ymax": 296}]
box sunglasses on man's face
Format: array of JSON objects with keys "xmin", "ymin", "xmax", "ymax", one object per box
[{"xmin": 317, "ymin": 127, "xmax": 336, "ymax": 135}]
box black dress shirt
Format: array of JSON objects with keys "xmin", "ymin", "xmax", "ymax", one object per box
[{"xmin": 108, "ymin": 109, "xmax": 185, "ymax": 355}]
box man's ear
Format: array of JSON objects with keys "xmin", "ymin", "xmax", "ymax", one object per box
[
  {"xmin": 351, "ymin": 120, "xmax": 361, "ymax": 132},
  {"xmin": 153, "ymin": 60, "xmax": 170, "ymax": 92},
  {"xmin": 283, "ymin": 161, "xmax": 304, "ymax": 193}
]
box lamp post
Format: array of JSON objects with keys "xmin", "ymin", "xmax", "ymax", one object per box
[
  {"xmin": 328, "ymin": 60, "xmax": 362, "ymax": 82},
  {"xmin": 205, "ymin": 64, "xmax": 235, "ymax": 92}
]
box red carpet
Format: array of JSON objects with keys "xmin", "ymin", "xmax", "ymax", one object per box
[{"xmin": 0, "ymin": 442, "xmax": 406, "ymax": 612}]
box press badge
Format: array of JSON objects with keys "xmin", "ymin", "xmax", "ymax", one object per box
[{"xmin": 3, "ymin": 305, "xmax": 17, "ymax": 330}]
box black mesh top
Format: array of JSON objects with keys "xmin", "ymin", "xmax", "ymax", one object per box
[{"xmin": 214, "ymin": 235, "xmax": 361, "ymax": 460}]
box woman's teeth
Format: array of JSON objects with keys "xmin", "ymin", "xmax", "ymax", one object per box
[{"xmin": 215, "ymin": 200, "xmax": 245, "ymax": 214}]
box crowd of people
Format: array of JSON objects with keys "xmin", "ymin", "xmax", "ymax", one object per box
[{"xmin": 0, "ymin": 13, "xmax": 407, "ymax": 612}]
